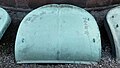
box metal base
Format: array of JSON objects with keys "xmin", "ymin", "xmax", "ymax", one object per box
[
  {"xmin": 17, "ymin": 60, "xmax": 97, "ymax": 64},
  {"xmin": 15, "ymin": 4, "xmax": 101, "ymax": 64},
  {"xmin": 0, "ymin": 7, "xmax": 11, "ymax": 39},
  {"xmin": 106, "ymin": 6, "xmax": 120, "ymax": 63}
]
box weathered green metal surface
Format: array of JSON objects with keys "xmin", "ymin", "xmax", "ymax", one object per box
[
  {"xmin": 106, "ymin": 6, "xmax": 120, "ymax": 63},
  {"xmin": 0, "ymin": 7, "xmax": 11, "ymax": 39},
  {"xmin": 15, "ymin": 4, "xmax": 101, "ymax": 64}
]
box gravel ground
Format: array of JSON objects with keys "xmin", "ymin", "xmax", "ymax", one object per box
[{"xmin": 0, "ymin": 8, "xmax": 120, "ymax": 68}]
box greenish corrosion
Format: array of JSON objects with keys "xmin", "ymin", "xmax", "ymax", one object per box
[
  {"xmin": 15, "ymin": 4, "xmax": 101, "ymax": 64},
  {"xmin": 0, "ymin": 7, "xmax": 11, "ymax": 39},
  {"xmin": 106, "ymin": 6, "xmax": 120, "ymax": 63}
]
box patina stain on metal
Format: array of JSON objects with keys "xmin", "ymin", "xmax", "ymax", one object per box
[
  {"xmin": 106, "ymin": 6, "xmax": 120, "ymax": 63},
  {"xmin": 15, "ymin": 4, "xmax": 101, "ymax": 64},
  {"xmin": 0, "ymin": 7, "xmax": 11, "ymax": 39}
]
